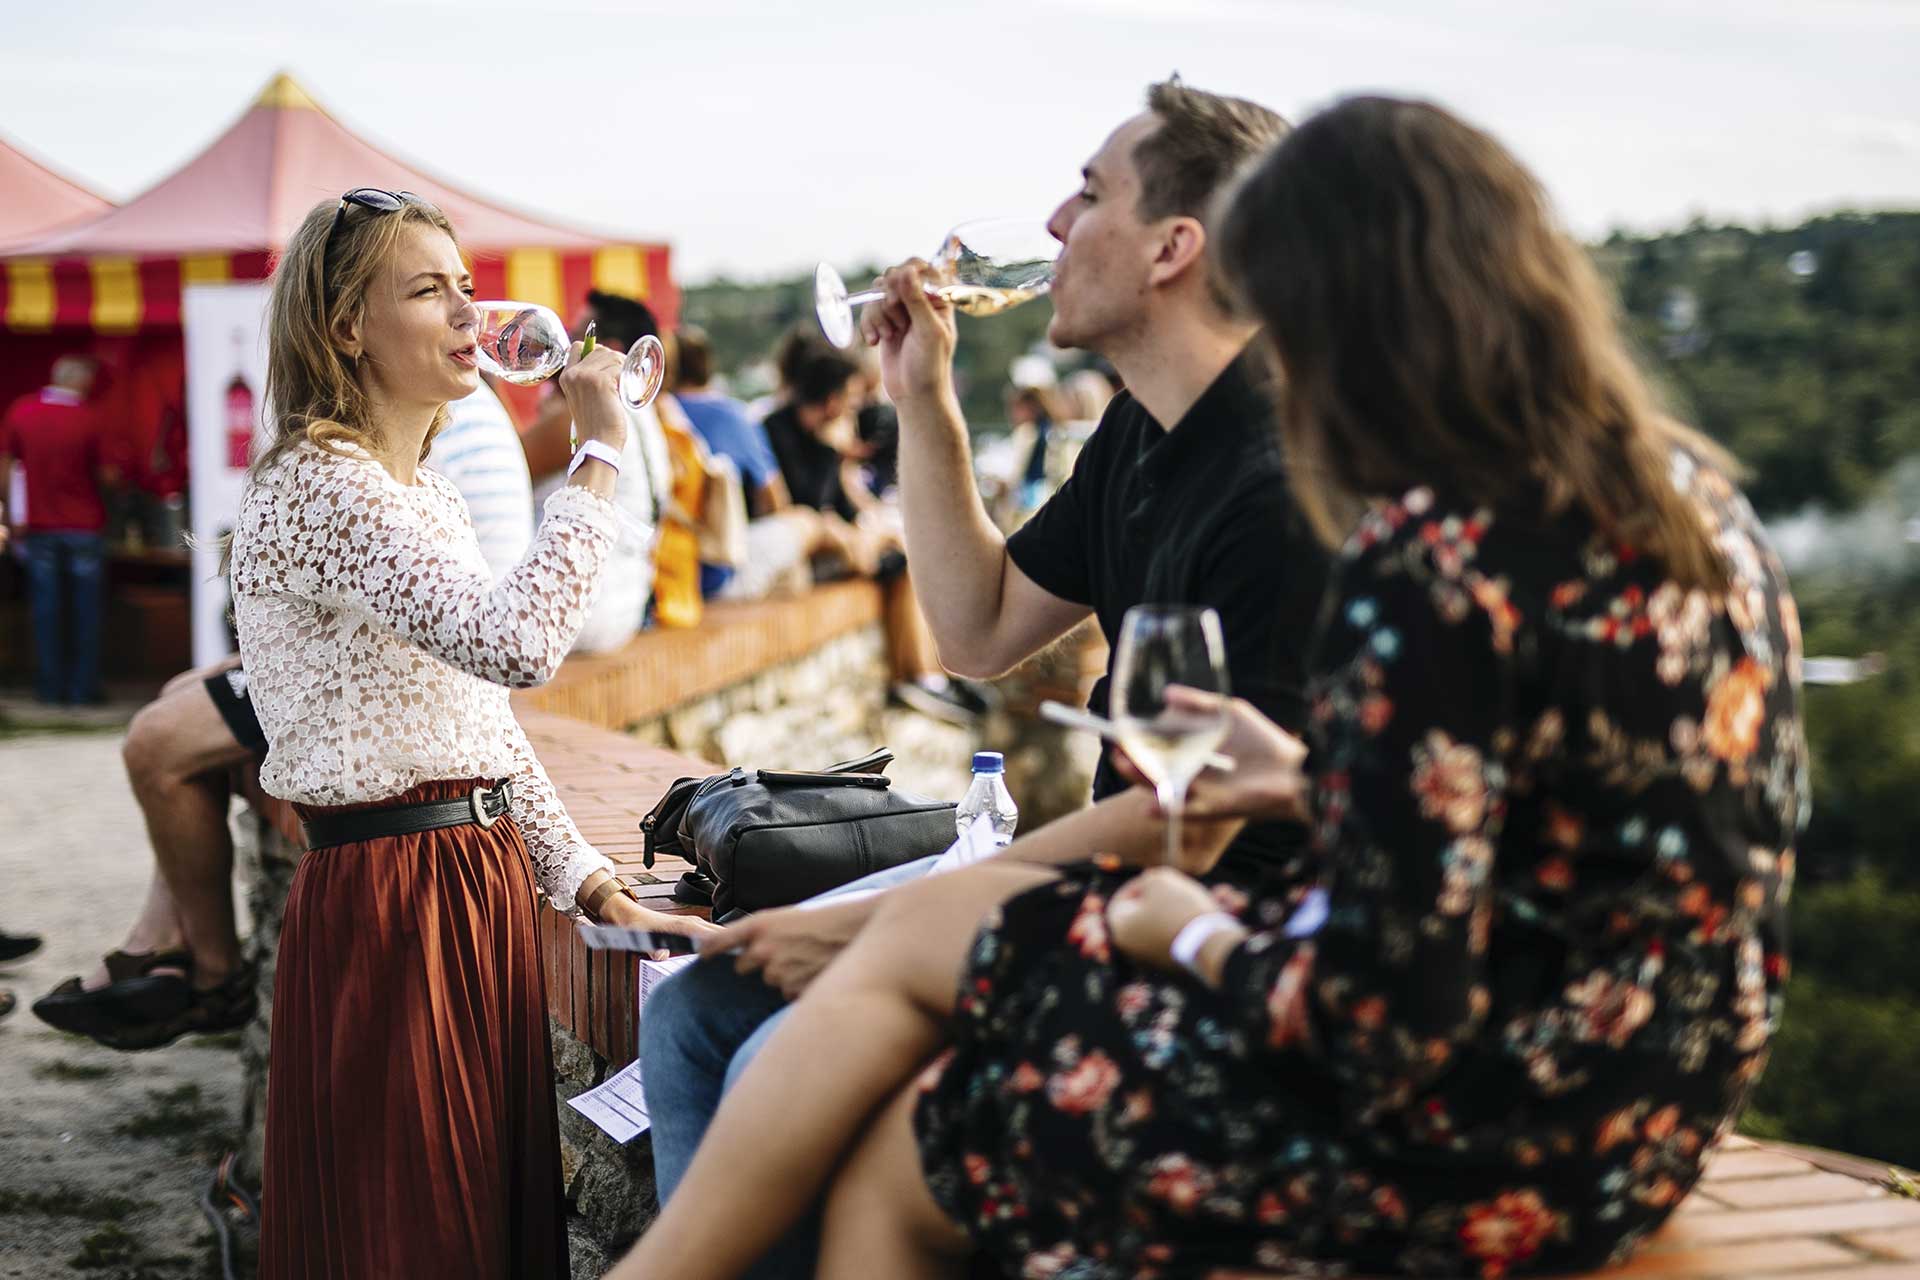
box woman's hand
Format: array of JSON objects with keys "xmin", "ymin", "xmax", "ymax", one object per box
[
  {"xmin": 597, "ymin": 892, "xmax": 721, "ymax": 959},
  {"xmin": 1116, "ymin": 687, "xmax": 1310, "ymax": 823},
  {"xmin": 1106, "ymin": 867, "xmax": 1242, "ymax": 974},
  {"xmin": 557, "ymin": 342, "xmax": 629, "ymax": 453}
]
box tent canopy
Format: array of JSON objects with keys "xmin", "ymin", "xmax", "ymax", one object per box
[
  {"xmin": 0, "ymin": 134, "xmax": 111, "ymax": 246},
  {"xmin": 1, "ymin": 72, "xmax": 676, "ymax": 334}
]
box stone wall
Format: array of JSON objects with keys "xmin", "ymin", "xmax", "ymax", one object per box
[{"xmin": 621, "ymin": 622, "xmax": 976, "ymax": 803}]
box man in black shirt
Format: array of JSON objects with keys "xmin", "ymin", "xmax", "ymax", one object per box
[
  {"xmin": 860, "ymin": 78, "xmax": 1328, "ymax": 883},
  {"xmin": 640, "ymin": 80, "xmax": 1331, "ymax": 1280}
]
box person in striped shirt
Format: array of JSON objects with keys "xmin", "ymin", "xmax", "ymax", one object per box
[{"xmin": 425, "ymin": 380, "xmax": 534, "ymax": 578}]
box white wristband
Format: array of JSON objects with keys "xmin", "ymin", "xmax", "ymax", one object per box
[
  {"xmin": 567, "ymin": 438, "xmax": 623, "ymax": 479},
  {"xmin": 1170, "ymin": 911, "xmax": 1242, "ymax": 975}
]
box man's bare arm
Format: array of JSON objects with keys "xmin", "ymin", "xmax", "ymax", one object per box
[{"xmin": 893, "ymin": 383, "xmax": 1088, "ymax": 677}]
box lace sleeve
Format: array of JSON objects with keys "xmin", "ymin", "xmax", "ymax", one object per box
[
  {"xmin": 259, "ymin": 450, "xmax": 616, "ymax": 689},
  {"xmin": 502, "ymin": 721, "xmax": 613, "ymax": 915}
]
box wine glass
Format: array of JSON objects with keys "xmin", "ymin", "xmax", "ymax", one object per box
[
  {"xmin": 472, "ymin": 301, "xmax": 666, "ymax": 410},
  {"xmin": 1110, "ymin": 605, "xmax": 1231, "ymax": 867},
  {"xmin": 815, "ymin": 218, "xmax": 1058, "ymax": 349}
]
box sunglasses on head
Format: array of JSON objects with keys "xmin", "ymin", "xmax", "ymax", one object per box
[{"xmin": 321, "ymin": 188, "xmax": 426, "ymax": 294}]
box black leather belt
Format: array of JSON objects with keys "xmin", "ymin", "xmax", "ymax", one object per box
[{"xmin": 301, "ymin": 781, "xmax": 514, "ymax": 851}]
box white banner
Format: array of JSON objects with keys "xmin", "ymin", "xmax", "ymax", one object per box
[{"xmin": 183, "ymin": 283, "xmax": 272, "ymax": 668}]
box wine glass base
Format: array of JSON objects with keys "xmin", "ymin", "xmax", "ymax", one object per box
[
  {"xmin": 620, "ymin": 334, "xmax": 666, "ymax": 409},
  {"xmin": 815, "ymin": 262, "xmax": 855, "ymax": 348}
]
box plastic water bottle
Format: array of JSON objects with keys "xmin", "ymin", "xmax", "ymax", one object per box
[{"xmin": 955, "ymin": 752, "xmax": 1019, "ymax": 848}]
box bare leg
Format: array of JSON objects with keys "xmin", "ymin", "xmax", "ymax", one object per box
[
  {"xmin": 883, "ymin": 570, "xmax": 944, "ymax": 683},
  {"xmin": 811, "ymin": 512, "xmax": 881, "ymax": 578},
  {"xmin": 606, "ymin": 859, "xmax": 1056, "ymax": 1280},
  {"xmin": 818, "ymin": 1083, "xmax": 971, "ymax": 1280},
  {"xmin": 112, "ymin": 673, "xmax": 254, "ymax": 990}
]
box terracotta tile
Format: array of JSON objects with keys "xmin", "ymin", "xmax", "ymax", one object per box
[
  {"xmin": 1701, "ymin": 1149, "xmax": 1822, "ymax": 1181},
  {"xmin": 1844, "ymin": 1224, "xmax": 1920, "ymax": 1261},
  {"xmin": 1608, "ymin": 1236, "xmax": 1863, "ymax": 1276},
  {"xmin": 1705, "ymin": 1173, "xmax": 1888, "ymax": 1210},
  {"xmin": 1658, "ymin": 1197, "xmax": 1920, "ymax": 1245}
]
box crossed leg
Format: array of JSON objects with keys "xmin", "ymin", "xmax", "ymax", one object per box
[
  {"xmin": 607, "ymin": 857, "xmax": 1058, "ymax": 1280},
  {"xmin": 97, "ymin": 663, "xmax": 253, "ymax": 991}
]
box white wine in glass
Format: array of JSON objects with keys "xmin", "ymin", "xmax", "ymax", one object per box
[
  {"xmin": 815, "ymin": 218, "xmax": 1057, "ymax": 348},
  {"xmin": 1110, "ymin": 605, "xmax": 1231, "ymax": 867},
  {"xmin": 472, "ymin": 301, "xmax": 666, "ymax": 410}
]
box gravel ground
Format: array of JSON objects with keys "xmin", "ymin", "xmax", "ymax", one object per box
[{"xmin": 0, "ymin": 724, "xmax": 254, "ymax": 1280}]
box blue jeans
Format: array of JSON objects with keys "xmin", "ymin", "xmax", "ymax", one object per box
[
  {"xmin": 23, "ymin": 531, "xmax": 106, "ymax": 703},
  {"xmin": 640, "ymin": 855, "xmax": 941, "ymax": 1280}
]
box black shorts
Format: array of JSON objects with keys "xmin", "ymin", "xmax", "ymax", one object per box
[{"xmin": 204, "ymin": 666, "xmax": 268, "ymax": 756}]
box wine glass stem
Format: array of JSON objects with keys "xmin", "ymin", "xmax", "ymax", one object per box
[
  {"xmin": 842, "ymin": 283, "xmax": 974, "ymax": 311},
  {"xmin": 1160, "ymin": 783, "xmax": 1187, "ymax": 867}
]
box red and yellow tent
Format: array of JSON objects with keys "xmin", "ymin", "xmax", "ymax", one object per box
[
  {"xmin": 0, "ymin": 72, "xmax": 676, "ymax": 483},
  {"xmin": 0, "ymin": 133, "xmax": 112, "ymax": 246}
]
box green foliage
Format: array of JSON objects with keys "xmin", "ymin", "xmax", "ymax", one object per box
[
  {"xmin": 1785, "ymin": 874, "xmax": 1920, "ymax": 993},
  {"xmin": 1600, "ymin": 212, "xmax": 1920, "ymax": 514},
  {"xmin": 1745, "ymin": 975, "xmax": 1920, "ymax": 1170}
]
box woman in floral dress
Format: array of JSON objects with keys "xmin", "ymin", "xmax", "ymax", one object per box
[{"xmin": 614, "ymin": 97, "xmax": 1806, "ymax": 1280}]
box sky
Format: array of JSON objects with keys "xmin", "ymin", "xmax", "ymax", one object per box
[{"xmin": 2, "ymin": 0, "xmax": 1917, "ymax": 283}]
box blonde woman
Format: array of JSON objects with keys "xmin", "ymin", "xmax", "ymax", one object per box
[{"xmin": 230, "ymin": 189, "xmax": 711, "ymax": 1278}]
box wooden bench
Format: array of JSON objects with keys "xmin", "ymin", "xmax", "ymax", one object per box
[{"xmin": 1210, "ymin": 1137, "xmax": 1920, "ymax": 1278}]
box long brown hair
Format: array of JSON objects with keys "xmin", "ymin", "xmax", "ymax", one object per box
[
  {"xmin": 1217, "ymin": 96, "xmax": 1733, "ymax": 592},
  {"xmin": 254, "ymin": 195, "xmax": 460, "ymax": 475}
]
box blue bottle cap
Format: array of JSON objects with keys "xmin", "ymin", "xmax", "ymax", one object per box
[{"xmin": 971, "ymin": 751, "xmax": 1005, "ymax": 773}]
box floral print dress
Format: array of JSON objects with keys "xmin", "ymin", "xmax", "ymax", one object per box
[{"xmin": 914, "ymin": 458, "xmax": 1806, "ymax": 1279}]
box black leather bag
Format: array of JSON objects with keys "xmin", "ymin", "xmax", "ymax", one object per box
[{"xmin": 640, "ymin": 748, "xmax": 957, "ymax": 920}]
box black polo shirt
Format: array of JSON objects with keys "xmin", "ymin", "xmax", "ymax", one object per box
[
  {"xmin": 1006, "ymin": 346, "xmax": 1331, "ymax": 885},
  {"xmin": 764, "ymin": 405, "xmax": 858, "ymax": 522}
]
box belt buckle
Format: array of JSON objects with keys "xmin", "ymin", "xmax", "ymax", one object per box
[{"xmin": 471, "ymin": 782, "xmax": 507, "ymax": 830}]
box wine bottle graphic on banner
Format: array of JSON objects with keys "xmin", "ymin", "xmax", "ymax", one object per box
[{"xmin": 225, "ymin": 328, "xmax": 256, "ymax": 470}]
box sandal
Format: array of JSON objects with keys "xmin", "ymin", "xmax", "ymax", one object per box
[
  {"xmin": 99, "ymin": 964, "xmax": 257, "ymax": 1052},
  {"xmin": 30, "ymin": 948, "xmax": 194, "ymax": 1038}
]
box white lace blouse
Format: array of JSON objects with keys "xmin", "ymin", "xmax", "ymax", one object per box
[{"xmin": 230, "ymin": 440, "xmax": 617, "ymax": 914}]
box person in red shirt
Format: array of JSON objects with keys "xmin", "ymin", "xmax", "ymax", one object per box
[{"xmin": 0, "ymin": 356, "xmax": 117, "ymax": 704}]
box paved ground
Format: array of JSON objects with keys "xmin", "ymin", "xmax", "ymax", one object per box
[{"xmin": 0, "ymin": 722, "xmax": 254, "ymax": 1279}]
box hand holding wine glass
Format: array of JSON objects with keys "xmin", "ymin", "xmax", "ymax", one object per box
[
  {"xmin": 1118, "ymin": 688, "xmax": 1311, "ymax": 824},
  {"xmin": 557, "ymin": 342, "xmax": 631, "ymax": 454},
  {"xmin": 1110, "ymin": 605, "xmax": 1232, "ymax": 866},
  {"xmin": 863, "ymin": 259, "xmax": 958, "ymax": 406},
  {"xmin": 818, "ymin": 217, "xmax": 1057, "ymax": 349},
  {"xmin": 472, "ymin": 301, "xmax": 665, "ymax": 412}
]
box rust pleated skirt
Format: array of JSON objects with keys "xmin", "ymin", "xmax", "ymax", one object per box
[{"xmin": 260, "ymin": 779, "xmax": 571, "ymax": 1279}]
